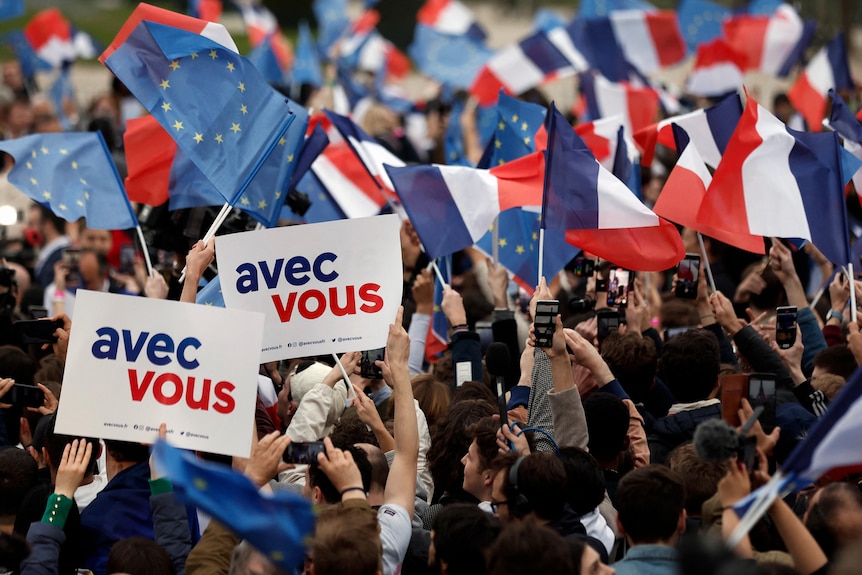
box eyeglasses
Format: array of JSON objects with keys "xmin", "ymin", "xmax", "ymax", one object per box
[{"xmin": 490, "ymin": 499, "xmax": 509, "ymax": 514}]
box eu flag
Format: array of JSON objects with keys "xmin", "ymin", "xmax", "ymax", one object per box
[
  {"xmin": 313, "ymin": 0, "xmax": 350, "ymax": 54},
  {"xmin": 195, "ymin": 275, "xmax": 224, "ymax": 307},
  {"xmin": 427, "ymin": 255, "xmax": 452, "ymax": 362},
  {"xmin": 295, "ymin": 170, "xmax": 346, "ymax": 224},
  {"xmin": 153, "ymin": 440, "xmax": 315, "ymax": 571},
  {"xmin": 0, "ymin": 132, "xmax": 137, "ymax": 230},
  {"xmin": 487, "ymin": 92, "xmax": 546, "ymax": 168},
  {"xmin": 409, "ymin": 24, "xmax": 492, "ymax": 90},
  {"xmin": 677, "ymin": 0, "xmax": 731, "ymax": 52},
  {"xmin": 4, "ymin": 30, "xmax": 51, "ymax": 80},
  {"xmin": 293, "ymin": 21, "xmax": 323, "ymax": 88},
  {"xmin": 0, "ymin": 0, "xmax": 24, "ymax": 21},
  {"xmin": 104, "ymin": 20, "xmax": 295, "ymax": 209}
]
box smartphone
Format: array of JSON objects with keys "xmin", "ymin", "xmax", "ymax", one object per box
[
  {"xmin": 282, "ymin": 441, "xmax": 326, "ymax": 464},
  {"xmin": 663, "ymin": 326, "xmax": 694, "ymax": 341},
  {"xmin": 775, "ymin": 306, "xmax": 797, "ymax": 350},
  {"xmin": 596, "ymin": 308, "xmax": 622, "ymax": 346},
  {"xmin": 26, "ymin": 305, "xmax": 48, "ymax": 319},
  {"xmin": 119, "ymin": 244, "xmax": 137, "ymax": 275},
  {"xmin": 11, "ymin": 384, "xmax": 44, "ymax": 409},
  {"xmin": 62, "ymin": 248, "xmax": 82, "ymax": 286},
  {"xmin": 573, "ymin": 257, "xmax": 596, "ymax": 277},
  {"xmin": 360, "ymin": 348, "xmax": 385, "ymax": 379},
  {"xmin": 606, "ymin": 267, "xmax": 633, "ymax": 308},
  {"xmin": 533, "ymin": 300, "xmax": 560, "ymax": 347},
  {"xmin": 675, "ymin": 254, "xmax": 701, "ymax": 299},
  {"xmin": 14, "ymin": 319, "xmax": 63, "ymax": 344},
  {"xmin": 720, "ymin": 373, "xmax": 749, "ymax": 427},
  {"xmin": 595, "ymin": 278, "xmax": 608, "ymax": 293},
  {"xmin": 748, "ymin": 373, "xmax": 777, "ymax": 434},
  {"xmin": 475, "ymin": 320, "xmax": 493, "ymax": 351}
]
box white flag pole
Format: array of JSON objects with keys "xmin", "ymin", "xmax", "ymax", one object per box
[
  {"xmin": 178, "ymin": 202, "xmax": 232, "ymax": 283},
  {"xmin": 697, "ymin": 232, "xmax": 717, "ymax": 294},
  {"xmin": 134, "ymin": 225, "xmax": 153, "ymax": 278}
]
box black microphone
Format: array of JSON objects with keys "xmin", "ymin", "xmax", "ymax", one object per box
[
  {"xmin": 485, "ymin": 342, "xmax": 511, "ymax": 424},
  {"xmin": 693, "ymin": 419, "xmax": 740, "ymax": 464}
]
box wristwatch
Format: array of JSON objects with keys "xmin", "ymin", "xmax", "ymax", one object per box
[{"xmin": 827, "ymin": 309, "xmax": 844, "ymax": 323}]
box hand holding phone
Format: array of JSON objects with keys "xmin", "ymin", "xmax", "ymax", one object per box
[
  {"xmin": 282, "ymin": 441, "xmax": 326, "ymax": 464},
  {"xmin": 775, "ymin": 306, "xmax": 797, "ymax": 350},
  {"xmin": 596, "ymin": 309, "xmax": 621, "ymax": 347},
  {"xmin": 606, "ymin": 267, "xmax": 633, "ymax": 308},
  {"xmin": 15, "ymin": 319, "xmax": 63, "ymax": 344},
  {"xmin": 748, "ymin": 373, "xmax": 777, "ymax": 434},
  {"xmin": 533, "ymin": 300, "xmax": 560, "ymax": 347},
  {"xmin": 675, "ymin": 254, "xmax": 701, "ymax": 299},
  {"xmin": 360, "ymin": 348, "xmax": 385, "ymax": 379}
]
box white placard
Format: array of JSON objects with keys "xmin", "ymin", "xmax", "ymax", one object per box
[
  {"xmin": 217, "ymin": 215, "xmax": 403, "ymax": 362},
  {"xmin": 55, "ymin": 291, "xmax": 265, "ymax": 457}
]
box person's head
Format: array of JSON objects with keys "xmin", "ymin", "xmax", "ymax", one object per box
[
  {"xmin": 5, "ymin": 99, "xmax": 32, "ymax": 137},
  {"xmin": 582, "ymin": 392, "xmax": 629, "ymax": 467},
  {"xmin": 78, "ymin": 224, "xmax": 113, "ymax": 255},
  {"xmin": 772, "ymin": 93, "xmax": 794, "ymax": 123},
  {"xmin": 2, "ymin": 62, "xmax": 23, "ymax": 91},
  {"xmin": 356, "ymin": 443, "xmax": 389, "ymax": 501},
  {"xmin": 600, "ymin": 332, "xmax": 657, "ymax": 403},
  {"xmin": 106, "ymin": 536, "xmax": 175, "ymax": 575},
  {"xmin": 659, "ymin": 329, "xmax": 720, "ymax": 403},
  {"xmin": 461, "ymin": 416, "xmax": 502, "ymax": 501},
  {"xmin": 79, "ymin": 248, "xmax": 109, "ymax": 291},
  {"xmin": 487, "ymin": 521, "xmax": 574, "ymax": 575},
  {"xmin": 0, "ymin": 447, "xmax": 38, "ymax": 527},
  {"xmin": 812, "ymin": 345, "xmax": 857, "ymax": 382},
  {"xmin": 567, "ymin": 537, "xmax": 615, "ymax": 575},
  {"xmin": 666, "ymin": 442, "xmax": 724, "ymax": 518},
  {"xmin": 330, "ymin": 414, "xmax": 377, "ymax": 448},
  {"xmin": 310, "ymin": 505, "xmax": 381, "ymax": 575},
  {"xmin": 812, "ymin": 373, "xmax": 845, "ymax": 402},
  {"xmin": 42, "ymin": 414, "xmax": 99, "ymax": 479},
  {"xmin": 305, "ymin": 444, "xmax": 372, "ymax": 504},
  {"xmin": 228, "ymin": 541, "xmax": 286, "ymax": 575},
  {"xmin": 429, "ymin": 503, "xmax": 500, "ymax": 575},
  {"xmin": 616, "ymin": 465, "xmax": 686, "ymax": 546},
  {"xmin": 559, "ymin": 447, "xmax": 606, "ymax": 516},
  {"xmin": 427, "ymin": 399, "xmax": 496, "ymax": 500},
  {"xmin": 491, "ymin": 453, "xmax": 567, "ymax": 524},
  {"xmin": 34, "ymin": 204, "xmax": 66, "ymax": 243},
  {"xmin": 805, "ymin": 482, "xmax": 862, "ymax": 559},
  {"xmin": 104, "ymin": 439, "xmax": 150, "ymax": 465},
  {"xmin": 451, "ymin": 381, "xmax": 497, "ymax": 406},
  {"xmin": 412, "ymin": 375, "xmax": 451, "ymax": 428}
]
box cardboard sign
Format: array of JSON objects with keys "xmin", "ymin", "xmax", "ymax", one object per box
[
  {"xmin": 217, "ymin": 215, "xmax": 403, "ymax": 362},
  {"xmin": 55, "ymin": 291, "xmax": 265, "ymax": 457}
]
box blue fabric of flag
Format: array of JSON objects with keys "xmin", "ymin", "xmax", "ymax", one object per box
[
  {"xmin": 541, "ymin": 104, "xmax": 600, "ymax": 230},
  {"xmin": 520, "ymin": 32, "xmax": 572, "ymax": 77},
  {"xmin": 313, "ymin": 0, "xmax": 350, "ymax": 54},
  {"xmin": 0, "ymin": 0, "xmax": 23, "ymax": 21},
  {"xmin": 49, "ymin": 64, "xmax": 76, "ymax": 131},
  {"xmin": 294, "ymin": 170, "xmax": 346, "ymax": 224},
  {"xmin": 829, "ymin": 90, "xmax": 862, "ymax": 143},
  {"xmin": 409, "ymin": 24, "xmax": 492, "ymax": 90},
  {"xmin": 827, "ymin": 34, "xmax": 853, "ymax": 92},
  {"xmin": 578, "ymin": 0, "xmax": 654, "ymax": 17},
  {"xmin": 568, "ymin": 18, "xmax": 629, "ymax": 82},
  {"xmin": 677, "ymin": 0, "xmax": 731, "ymax": 53},
  {"xmin": 153, "ymin": 440, "xmax": 315, "ymax": 571},
  {"xmin": 0, "ymin": 132, "xmax": 137, "ymax": 230},
  {"xmin": 487, "ymin": 92, "xmax": 546, "ymax": 167},
  {"xmin": 445, "ymin": 99, "xmax": 473, "ymax": 166},
  {"xmin": 168, "ymin": 150, "xmax": 224, "ymax": 210},
  {"xmin": 195, "ymin": 275, "xmax": 224, "ymax": 307},
  {"xmin": 532, "ymin": 9, "xmax": 568, "ymax": 33},
  {"xmin": 5, "ymin": 30, "xmax": 51, "ymax": 79},
  {"xmin": 427, "ymin": 254, "xmax": 452, "ymax": 361},
  {"xmin": 293, "ymin": 21, "xmax": 323, "ymax": 88},
  {"xmin": 746, "ymin": 0, "xmax": 783, "ymax": 16},
  {"xmin": 249, "ymin": 35, "xmax": 287, "ymax": 85},
  {"xmin": 611, "ymin": 126, "xmax": 642, "ymax": 200},
  {"xmin": 104, "ymin": 20, "xmax": 295, "ymax": 208},
  {"xmin": 777, "ymin": 19, "xmax": 816, "ymax": 78},
  {"xmin": 288, "ymin": 123, "xmax": 329, "ymax": 192}
]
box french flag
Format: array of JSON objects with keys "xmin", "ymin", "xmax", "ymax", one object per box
[
  {"xmin": 579, "ymin": 72, "xmax": 659, "ymax": 137},
  {"xmin": 99, "ymin": 2, "xmax": 238, "ymax": 62},
  {"xmin": 721, "ymin": 4, "xmax": 814, "ymax": 77},
  {"xmin": 469, "ymin": 28, "xmax": 588, "ymax": 106},
  {"xmin": 24, "ymin": 9, "xmax": 79, "ymax": 67},
  {"xmin": 635, "ymin": 92, "xmax": 742, "ymax": 169},
  {"xmin": 686, "ymin": 38, "xmax": 745, "ymax": 98},
  {"xmin": 188, "ymin": 0, "xmax": 222, "ymax": 23},
  {"xmin": 542, "ymin": 104, "xmax": 684, "ymax": 271},
  {"xmin": 238, "ymin": 4, "xmax": 279, "ymax": 47},
  {"xmin": 696, "ymin": 96, "xmax": 851, "ymax": 265},
  {"xmin": 384, "ymin": 152, "xmax": 546, "ymax": 259},
  {"xmin": 575, "ymin": 115, "xmax": 638, "ymax": 172},
  {"xmin": 417, "ymin": 0, "xmax": 486, "ymax": 41},
  {"xmin": 788, "ymin": 34, "xmax": 852, "ymax": 132},
  {"xmin": 607, "ymin": 10, "xmax": 687, "ymax": 74},
  {"xmin": 825, "ymin": 90, "xmax": 862, "ymax": 199},
  {"xmin": 310, "ymin": 142, "xmax": 389, "ymax": 219}
]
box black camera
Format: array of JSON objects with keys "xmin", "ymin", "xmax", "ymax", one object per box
[
  {"xmin": 285, "ymin": 189, "xmax": 311, "ymax": 217},
  {"xmin": 568, "ymin": 295, "xmax": 596, "ymax": 313}
]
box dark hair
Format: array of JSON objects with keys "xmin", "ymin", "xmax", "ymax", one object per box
[
  {"xmin": 813, "ymin": 345, "xmax": 857, "ymax": 380},
  {"xmin": 427, "ymin": 399, "xmax": 496, "ymax": 502},
  {"xmin": 104, "ymin": 439, "xmax": 150, "ymax": 464},
  {"xmin": 358, "ymin": 444, "xmax": 389, "ymax": 494},
  {"xmin": 487, "ymin": 521, "xmax": 574, "ymax": 575},
  {"xmin": 582, "ymin": 392, "xmax": 629, "ymax": 464},
  {"xmin": 659, "ymin": 299, "xmax": 699, "ymax": 329},
  {"xmin": 330, "ymin": 413, "xmax": 377, "ymax": 448},
  {"xmin": 616, "ymin": 465, "xmax": 685, "ymax": 544},
  {"xmin": 312, "ymin": 505, "xmax": 381, "ymax": 575},
  {"xmin": 106, "ymin": 536, "xmax": 175, "ymax": 575},
  {"xmin": 411, "ymin": 374, "xmax": 451, "ymax": 428},
  {"xmin": 432, "ymin": 503, "xmax": 500, "ymax": 575},
  {"xmin": 601, "ymin": 332, "xmax": 657, "ymax": 403},
  {"xmin": 80, "ymin": 247, "xmax": 110, "ymax": 277},
  {"xmin": 432, "ymin": 351, "xmax": 454, "ymax": 387},
  {"xmin": 666, "ymin": 442, "xmax": 724, "ymax": 517},
  {"xmin": 466, "ymin": 416, "xmax": 502, "ymax": 472},
  {"xmin": 0, "ymin": 447, "xmax": 38, "ymax": 517},
  {"xmin": 806, "ymin": 482, "xmax": 862, "ymax": 559},
  {"xmin": 451, "ymin": 380, "xmax": 497, "ymax": 406},
  {"xmin": 0, "ymin": 345, "xmax": 36, "ymax": 386},
  {"xmin": 659, "ymin": 329, "xmax": 720, "ymax": 403},
  {"xmin": 502, "ymin": 452, "xmax": 567, "ymax": 522},
  {"xmin": 37, "ymin": 205, "xmax": 66, "ymax": 237},
  {"xmin": 559, "ymin": 447, "xmax": 606, "ymax": 516},
  {"xmin": 309, "ymin": 444, "xmax": 372, "ymax": 504}
]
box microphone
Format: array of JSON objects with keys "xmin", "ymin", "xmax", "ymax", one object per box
[
  {"xmin": 485, "ymin": 342, "xmax": 511, "ymax": 425},
  {"xmin": 693, "ymin": 419, "xmax": 740, "ymax": 464}
]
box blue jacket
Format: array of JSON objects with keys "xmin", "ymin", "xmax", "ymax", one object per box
[{"xmin": 613, "ymin": 544, "xmax": 680, "ymax": 575}]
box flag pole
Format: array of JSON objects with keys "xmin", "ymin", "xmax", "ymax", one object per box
[
  {"xmin": 134, "ymin": 224, "xmax": 154, "ymax": 277},
  {"xmin": 538, "ymin": 227, "xmax": 546, "ymax": 284},
  {"xmin": 492, "ymin": 216, "xmax": 500, "ymax": 265},
  {"xmin": 331, "ymin": 353, "xmax": 357, "ymax": 407},
  {"xmin": 430, "ymin": 259, "xmax": 447, "ymax": 288},
  {"xmin": 850, "ymin": 262, "xmax": 857, "ymax": 323},
  {"xmin": 697, "ymin": 232, "xmax": 717, "ymax": 294},
  {"xmin": 178, "ymin": 202, "xmax": 232, "ymax": 283}
]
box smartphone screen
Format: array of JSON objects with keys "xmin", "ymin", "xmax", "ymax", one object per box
[
  {"xmin": 597, "ymin": 309, "xmax": 621, "ymax": 346},
  {"xmin": 282, "ymin": 441, "xmax": 326, "ymax": 464},
  {"xmin": 360, "ymin": 348, "xmax": 385, "ymax": 379},
  {"xmin": 775, "ymin": 306, "xmax": 798, "ymax": 350},
  {"xmin": 675, "ymin": 254, "xmax": 700, "ymax": 299},
  {"xmin": 533, "ymin": 300, "xmax": 559, "ymax": 347},
  {"xmin": 748, "ymin": 373, "xmax": 777, "ymax": 434},
  {"xmin": 606, "ymin": 267, "xmax": 632, "ymax": 308},
  {"xmin": 11, "ymin": 384, "xmax": 44, "ymax": 408},
  {"xmin": 14, "ymin": 319, "xmax": 62, "ymax": 344},
  {"xmin": 573, "ymin": 258, "xmax": 595, "ymax": 277}
]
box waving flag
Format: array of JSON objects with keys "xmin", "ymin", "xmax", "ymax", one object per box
[
  {"xmin": 293, "ymin": 21, "xmax": 323, "ymax": 88},
  {"xmin": 578, "ymin": 0, "xmax": 654, "ymax": 17},
  {"xmin": 579, "ymin": 72, "xmax": 659, "ymax": 136},
  {"xmin": 313, "ymin": 0, "xmax": 350, "ymax": 55},
  {"xmin": 788, "ymin": 34, "xmax": 852, "ymax": 133},
  {"xmin": 24, "ymin": 9, "xmax": 80, "ymax": 67},
  {"xmin": 409, "ymin": 24, "xmax": 492, "ymax": 90},
  {"xmin": 153, "ymin": 440, "xmax": 315, "ymax": 571},
  {"xmin": 6, "ymin": 30, "xmax": 52, "ymax": 80},
  {"xmin": 310, "ymin": 142, "xmax": 388, "ymax": 219},
  {"xmin": 196, "ymin": 275, "xmax": 225, "ymax": 307},
  {"xmin": 677, "ymin": 0, "xmax": 731, "ymax": 52},
  {"xmin": 427, "ymin": 255, "xmax": 452, "ymax": 362},
  {"xmin": 0, "ymin": 132, "xmax": 137, "ymax": 230},
  {"xmin": 686, "ymin": 38, "xmax": 744, "ymax": 98},
  {"xmin": 542, "ymin": 104, "xmax": 683, "ymax": 271},
  {"xmin": 603, "ymin": 10, "xmax": 687, "ymax": 74},
  {"xmin": 826, "ymin": 90, "xmax": 862, "ymax": 195},
  {"xmin": 249, "ymin": 33, "xmax": 292, "ymax": 85},
  {"xmin": 484, "ymin": 92, "xmax": 547, "ymax": 167},
  {"xmin": 386, "ymin": 152, "xmax": 545, "ymax": 259},
  {"xmin": 575, "ymin": 115, "xmax": 638, "ymax": 172},
  {"xmin": 418, "ymin": 0, "xmax": 486, "ymax": 41},
  {"xmin": 188, "ymin": 0, "xmax": 222, "ymax": 23},
  {"xmin": 722, "ymin": 4, "xmax": 814, "ymax": 77},
  {"xmin": 611, "ymin": 126, "xmax": 642, "ymax": 199},
  {"xmin": 238, "ymin": 3, "xmax": 278, "ymax": 47},
  {"xmin": 567, "ymin": 17, "xmax": 629, "ymax": 82},
  {"xmin": 104, "ymin": 19, "xmax": 296, "ymax": 210},
  {"xmin": 696, "ymin": 96, "xmax": 851, "ymax": 264},
  {"xmin": 635, "ymin": 92, "xmax": 743, "ymax": 168},
  {"xmin": 49, "ymin": 65, "xmax": 76, "ymax": 131},
  {"xmin": 0, "ymin": 0, "xmax": 23, "ymax": 21}
]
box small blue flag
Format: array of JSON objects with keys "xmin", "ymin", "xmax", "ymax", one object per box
[
  {"xmin": 578, "ymin": 0, "xmax": 654, "ymax": 18},
  {"xmin": 611, "ymin": 126, "xmax": 642, "ymax": 200},
  {"xmin": 313, "ymin": 0, "xmax": 350, "ymax": 54},
  {"xmin": 249, "ymin": 34, "xmax": 289, "ymax": 85},
  {"xmin": 0, "ymin": 132, "xmax": 137, "ymax": 230},
  {"xmin": 4, "ymin": 30, "xmax": 51, "ymax": 80},
  {"xmin": 408, "ymin": 24, "xmax": 492, "ymax": 90},
  {"xmin": 104, "ymin": 20, "xmax": 295, "ymax": 208},
  {"xmin": 293, "ymin": 21, "xmax": 323, "ymax": 88},
  {"xmin": 195, "ymin": 275, "xmax": 224, "ymax": 307},
  {"xmin": 288, "ymin": 123, "xmax": 329, "ymax": 192},
  {"xmin": 746, "ymin": 0, "xmax": 783, "ymax": 16},
  {"xmin": 153, "ymin": 440, "xmax": 315, "ymax": 570},
  {"xmin": 0, "ymin": 0, "xmax": 24, "ymax": 21},
  {"xmin": 427, "ymin": 255, "xmax": 452, "ymax": 361},
  {"xmin": 677, "ymin": 0, "xmax": 732, "ymax": 53},
  {"xmin": 532, "ymin": 9, "xmax": 568, "ymax": 33},
  {"xmin": 49, "ymin": 64, "xmax": 76, "ymax": 131},
  {"xmin": 487, "ymin": 92, "xmax": 546, "ymax": 168}
]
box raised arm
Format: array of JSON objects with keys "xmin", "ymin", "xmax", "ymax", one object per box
[{"xmin": 180, "ymin": 239, "xmax": 214, "ymax": 304}]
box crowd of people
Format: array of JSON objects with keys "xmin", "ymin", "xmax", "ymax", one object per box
[{"xmin": 0, "ymin": 9, "xmax": 861, "ymax": 575}]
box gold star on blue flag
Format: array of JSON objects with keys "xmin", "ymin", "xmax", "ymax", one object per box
[
  {"xmin": 195, "ymin": 275, "xmax": 224, "ymax": 307},
  {"xmin": 104, "ymin": 20, "xmax": 297, "ymax": 212},
  {"xmin": 478, "ymin": 91, "xmax": 546, "ymax": 169},
  {"xmin": 0, "ymin": 132, "xmax": 137, "ymax": 230}
]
